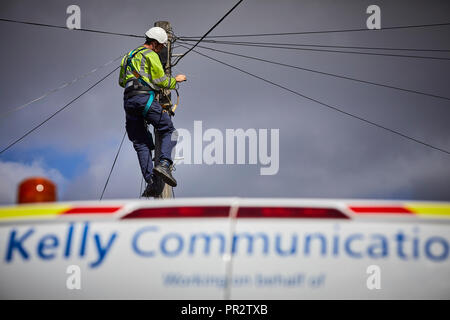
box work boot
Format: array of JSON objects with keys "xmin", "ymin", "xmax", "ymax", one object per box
[
  {"xmin": 153, "ymin": 159, "xmax": 177, "ymax": 187},
  {"xmin": 141, "ymin": 178, "xmax": 163, "ymax": 198}
]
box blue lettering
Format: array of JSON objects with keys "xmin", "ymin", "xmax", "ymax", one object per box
[
  {"xmin": 412, "ymin": 227, "xmax": 419, "ymax": 259},
  {"xmin": 132, "ymin": 226, "xmax": 158, "ymax": 257},
  {"xmin": 90, "ymin": 233, "xmax": 117, "ymax": 268},
  {"xmin": 304, "ymin": 233, "xmax": 327, "ymax": 256},
  {"xmin": 275, "ymin": 233, "xmax": 297, "ymax": 256},
  {"xmin": 79, "ymin": 222, "xmax": 89, "ymax": 257},
  {"xmin": 161, "ymin": 233, "xmax": 184, "ymax": 257},
  {"xmin": 232, "ymin": 233, "xmax": 270, "ymax": 255},
  {"xmin": 367, "ymin": 234, "xmax": 388, "ymax": 258},
  {"xmin": 332, "ymin": 225, "xmax": 340, "ymax": 256},
  {"xmin": 345, "ymin": 234, "xmax": 364, "ymax": 258},
  {"xmin": 425, "ymin": 237, "xmax": 449, "ymax": 262},
  {"xmin": 37, "ymin": 234, "xmax": 59, "ymax": 260},
  {"xmin": 395, "ymin": 231, "xmax": 408, "ymax": 260},
  {"xmin": 5, "ymin": 229, "xmax": 34, "ymax": 262},
  {"xmin": 64, "ymin": 223, "xmax": 74, "ymax": 258},
  {"xmin": 188, "ymin": 233, "xmax": 225, "ymax": 255}
]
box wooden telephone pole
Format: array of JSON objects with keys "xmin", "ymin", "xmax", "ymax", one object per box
[{"xmin": 153, "ymin": 21, "xmax": 174, "ymax": 199}]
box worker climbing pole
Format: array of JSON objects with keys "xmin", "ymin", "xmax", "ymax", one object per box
[
  {"xmin": 119, "ymin": 21, "xmax": 186, "ymax": 200},
  {"xmin": 119, "ymin": 2, "xmax": 244, "ymax": 200}
]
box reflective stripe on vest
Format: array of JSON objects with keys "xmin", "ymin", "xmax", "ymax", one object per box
[{"xmin": 121, "ymin": 47, "xmax": 158, "ymax": 90}]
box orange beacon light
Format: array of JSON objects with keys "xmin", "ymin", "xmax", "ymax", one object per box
[{"xmin": 17, "ymin": 177, "xmax": 57, "ymax": 204}]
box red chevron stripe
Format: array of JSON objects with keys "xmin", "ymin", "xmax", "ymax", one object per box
[
  {"xmin": 63, "ymin": 207, "xmax": 122, "ymax": 214},
  {"xmin": 349, "ymin": 206, "xmax": 413, "ymax": 214}
]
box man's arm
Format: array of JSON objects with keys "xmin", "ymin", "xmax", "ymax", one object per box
[
  {"xmin": 118, "ymin": 56, "xmax": 126, "ymax": 88},
  {"xmin": 148, "ymin": 52, "xmax": 177, "ymax": 89}
]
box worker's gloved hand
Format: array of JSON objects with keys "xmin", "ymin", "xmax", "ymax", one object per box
[{"xmin": 175, "ymin": 74, "xmax": 186, "ymax": 82}]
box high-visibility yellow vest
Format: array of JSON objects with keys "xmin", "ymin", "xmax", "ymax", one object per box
[{"xmin": 119, "ymin": 46, "xmax": 176, "ymax": 90}]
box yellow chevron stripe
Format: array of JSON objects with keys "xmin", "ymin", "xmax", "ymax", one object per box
[
  {"xmin": 0, "ymin": 205, "xmax": 70, "ymax": 220},
  {"xmin": 405, "ymin": 203, "xmax": 450, "ymax": 217}
]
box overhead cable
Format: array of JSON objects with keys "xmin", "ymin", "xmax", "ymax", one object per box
[
  {"xmin": 100, "ymin": 131, "xmax": 127, "ymax": 200},
  {"xmin": 0, "ymin": 66, "xmax": 119, "ymax": 155},
  {"xmin": 0, "ymin": 18, "xmax": 141, "ymax": 38},
  {"xmin": 178, "ymin": 22, "xmax": 450, "ymax": 38},
  {"xmin": 171, "ymin": 0, "xmax": 244, "ymax": 66},
  {"xmin": 178, "ymin": 44, "xmax": 450, "ymax": 156},
  {"xmin": 0, "ymin": 54, "xmax": 125, "ymax": 120},
  {"xmin": 178, "ymin": 39, "xmax": 450, "ymax": 61},
  {"xmin": 178, "ymin": 38, "xmax": 450, "ymax": 53},
  {"xmin": 176, "ymin": 41, "xmax": 450, "ymax": 102}
]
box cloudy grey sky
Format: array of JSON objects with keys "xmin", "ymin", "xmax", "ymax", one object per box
[{"xmin": 0, "ymin": 0, "xmax": 449, "ymax": 204}]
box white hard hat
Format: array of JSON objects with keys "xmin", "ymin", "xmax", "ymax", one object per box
[{"xmin": 145, "ymin": 27, "xmax": 168, "ymax": 46}]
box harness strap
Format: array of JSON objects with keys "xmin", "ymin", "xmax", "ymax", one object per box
[
  {"xmin": 143, "ymin": 91, "xmax": 155, "ymax": 117},
  {"xmin": 143, "ymin": 91, "xmax": 156, "ymax": 151},
  {"xmin": 121, "ymin": 47, "xmax": 144, "ymax": 86},
  {"xmin": 124, "ymin": 47, "xmax": 156, "ymax": 118},
  {"xmin": 123, "ymin": 47, "xmax": 179, "ymax": 118},
  {"xmin": 123, "ymin": 47, "xmax": 153, "ymax": 88}
]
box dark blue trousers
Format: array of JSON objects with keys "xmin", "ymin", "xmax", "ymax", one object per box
[{"xmin": 124, "ymin": 94, "xmax": 177, "ymax": 184}]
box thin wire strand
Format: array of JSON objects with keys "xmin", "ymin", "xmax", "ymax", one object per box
[
  {"xmin": 178, "ymin": 38, "xmax": 450, "ymax": 53},
  {"xmin": 178, "ymin": 39, "xmax": 450, "ymax": 61},
  {"xmin": 178, "ymin": 44, "xmax": 450, "ymax": 156},
  {"xmin": 2, "ymin": 17, "xmax": 450, "ymax": 40},
  {"xmin": 171, "ymin": 0, "xmax": 244, "ymax": 66},
  {"xmin": 0, "ymin": 18, "xmax": 141, "ymax": 38},
  {"xmin": 0, "ymin": 66, "xmax": 119, "ymax": 155},
  {"xmin": 100, "ymin": 131, "xmax": 127, "ymax": 200},
  {"xmin": 0, "ymin": 54, "xmax": 125, "ymax": 120},
  {"xmin": 177, "ymin": 41, "xmax": 450, "ymax": 102},
  {"xmin": 178, "ymin": 21, "xmax": 450, "ymax": 38}
]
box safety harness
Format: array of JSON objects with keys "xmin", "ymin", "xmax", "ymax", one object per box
[
  {"xmin": 123, "ymin": 47, "xmax": 156, "ymax": 117},
  {"xmin": 123, "ymin": 47, "xmax": 180, "ymax": 117}
]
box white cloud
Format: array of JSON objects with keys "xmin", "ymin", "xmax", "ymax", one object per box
[
  {"xmin": 61, "ymin": 141, "xmax": 143, "ymax": 201},
  {"xmin": 0, "ymin": 160, "xmax": 67, "ymax": 205}
]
